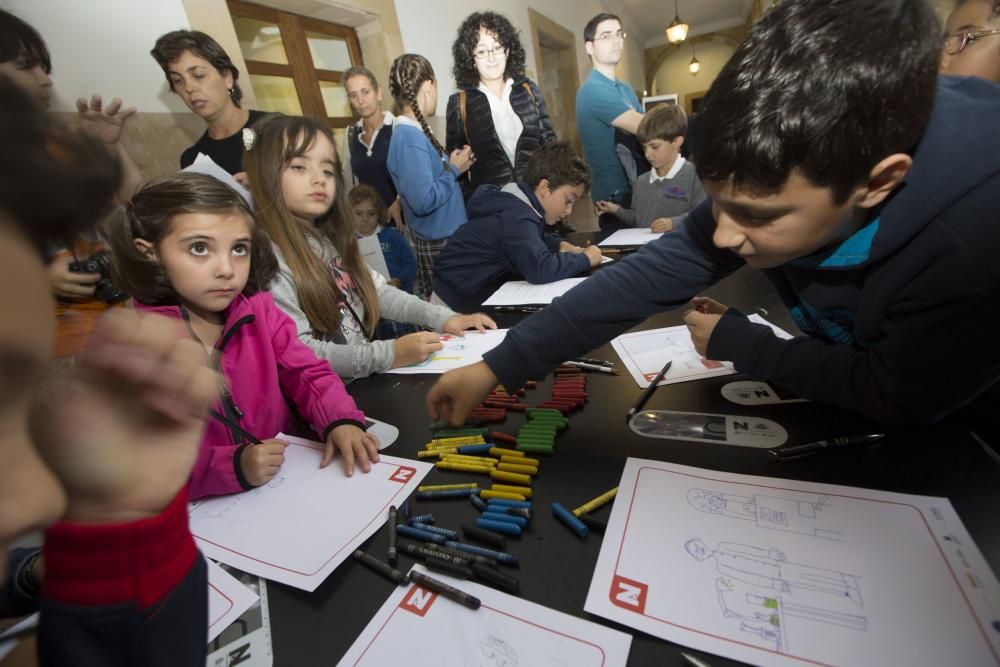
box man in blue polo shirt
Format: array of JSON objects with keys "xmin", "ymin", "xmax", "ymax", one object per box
[{"xmin": 575, "ymin": 13, "xmax": 645, "ymax": 222}]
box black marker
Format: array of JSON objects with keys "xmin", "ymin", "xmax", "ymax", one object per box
[
  {"xmin": 578, "ymin": 513, "xmax": 608, "ymax": 532},
  {"xmin": 409, "ymin": 571, "xmax": 481, "ymax": 610},
  {"xmin": 387, "ymin": 505, "xmax": 398, "ymax": 565},
  {"xmin": 490, "ymin": 306, "xmax": 542, "ymax": 313},
  {"xmin": 470, "ymin": 562, "xmax": 520, "ymax": 594},
  {"xmin": 209, "ymin": 408, "xmax": 262, "ymax": 444},
  {"xmin": 626, "ymin": 360, "xmax": 672, "ymax": 423},
  {"xmin": 352, "ymin": 549, "xmax": 408, "ymax": 585},
  {"xmin": 768, "ymin": 433, "xmax": 886, "ymax": 463}
]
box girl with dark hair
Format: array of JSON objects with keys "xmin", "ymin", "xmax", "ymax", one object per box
[
  {"xmin": 244, "ymin": 114, "xmax": 493, "ymax": 379},
  {"xmin": 941, "ymin": 0, "xmax": 1000, "ymax": 82},
  {"xmin": 106, "ymin": 171, "xmax": 378, "ymax": 491},
  {"xmin": 387, "ymin": 53, "xmax": 473, "ymax": 299},
  {"xmin": 151, "ymin": 29, "xmax": 269, "ymax": 178},
  {"xmin": 446, "ymin": 12, "xmax": 556, "ymax": 201}
]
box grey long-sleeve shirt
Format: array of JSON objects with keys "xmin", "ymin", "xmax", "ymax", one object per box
[
  {"xmin": 269, "ymin": 236, "xmax": 455, "ymax": 379},
  {"xmin": 615, "ymin": 160, "xmax": 707, "ymax": 228}
]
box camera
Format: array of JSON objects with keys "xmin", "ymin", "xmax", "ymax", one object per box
[{"xmin": 68, "ymin": 250, "xmax": 128, "ymax": 304}]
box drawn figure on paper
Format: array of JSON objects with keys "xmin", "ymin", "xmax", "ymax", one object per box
[
  {"xmin": 687, "ymin": 489, "xmax": 842, "ymax": 540},
  {"xmin": 685, "ymin": 538, "xmax": 862, "ymax": 606},
  {"xmin": 266, "ymin": 476, "xmax": 285, "ymax": 489},
  {"xmin": 202, "ymin": 496, "xmax": 254, "ymax": 523},
  {"xmin": 464, "ymin": 636, "xmax": 517, "ymax": 667}
]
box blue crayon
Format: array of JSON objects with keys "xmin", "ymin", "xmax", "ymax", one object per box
[
  {"xmin": 444, "ymin": 540, "xmax": 520, "ymax": 567},
  {"xmin": 476, "ymin": 518, "xmax": 523, "ymax": 536},
  {"xmin": 552, "ymin": 502, "xmax": 589, "ymax": 538},
  {"xmin": 396, "ymin": 524, "xmax": 447, "ymax": 544},
  {"xmin": 409, "ymin": 514, "xmax": 434, "ymax": 525},
  {"xmin": 458, "ymin": 443, "xmax": 494, "ymax": 455},
  {"xmin": 469, "ymin": 494, "xmax": 488, "ymax": 512},
  {"xmin": 417, "ymin": 488, "xmax": 477, "ymax": 500},
  {"xmin": 481, "ymin": 512, "xmax": 528, "ymax": 528},
  {"xmin": 402, "ymin": 499, "xmax": 411, "ymax": 519},
  {"xmin": 411, "ymin": 523, "xmax": 459, "ymax": 540},
  {"xmin": 486, "ymin": 498, "xmax": 533, "ymax": 509}
]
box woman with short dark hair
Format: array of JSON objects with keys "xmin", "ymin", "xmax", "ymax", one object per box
[
  {"xmin": 446, "ymin": 12, "xmax": 556, "ymax": 201},
  {"xmin": 151, "ymin": 30, "xmax": 268, "ymax": 177}
]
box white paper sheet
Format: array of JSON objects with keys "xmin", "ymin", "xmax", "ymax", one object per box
[
  {"xmin": 482, "ymin": 278, "xmax": 587, "ymax": 306},
  {"xmin": 599, "ymin": 228, "xmax": 663, "ymax": 246},
  {"xmin": 387, "ymin": 329, "xmax": 508, "ymax": 374},
  {"xmin": 338, "ymin": 564, "xmax": 632, "ymax": 666},
  {"xmin": 612, "ymin": 314, "xmax": 793, "ymax": 387},
  {"xmin": 182, "ymin": 153, "xmax": 253, "ymax": 206},
  {"xmin": 207, "ymin": 558, "xmax": 260, "ymax": 643},
  {"xmin": 0, "ymin": 614, "xmax": 37, "ymax": 661},
  {"xmin": 189, "ymin": 434, "xmax": 431, "ymax": 591},
  {"xmin": 206, "ymin": 564, "xmax": 273, "ymax": 666},
  {"xmin": 357, "ymin": 234, "xmax": 390, "ymax": 281},
  {"xmin": 585, "ymin": 458, "xmax": 1000, "ymax": 667}
]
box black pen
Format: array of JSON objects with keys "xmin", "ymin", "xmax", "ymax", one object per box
[
  {"xmin": 490, "ymin": 306, "xmax": 542, "ymax": 313},
  {"xmin": 574, "ymin": 356, "xmax": 615, "ymax": 368},
  {"xmin": 768, "ymin": 433, "xmax": 886, "ymax": 463},
  {"xmin": 563, "ymin": 360, "xmax": 617, "ymax": 374},
  {"xmin": 209, "ymin": 408, "xmax": 263, "ymax": 445},
  {"xmin": 625, "ymin": 360, "xmax": 672, "ymax": 423}
]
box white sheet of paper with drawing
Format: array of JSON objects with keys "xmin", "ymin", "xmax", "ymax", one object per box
[
  {"xmin": 585, "ymin": 458, "xmax": 1000, "ymax": 667},
  {"xmin": 189, "ymin": 434, "xmax": 431, "ymax": 591},
  {"xmin": 338, "ymin": 564, "xmax": 632, "ymax": 666},
  {"xmin": 482, "ymin": 278, "xmax": 587, "ymax": 306},
  {"xmin": 207, "ymin": 558, "xmax": 259, "ymax": 642},
  {"xmin": 357, "ymin": 234, "xmax": 390, "ymax": 281},
  {"xmin": 182, "ymin": 153, "xmax": 253, "ymax": 206},
  {"xmin": 599, "ymin": 228, "xmax": 663, "ymax": 246},
  {"xmin": 387, "ymin": 329, "xmax": 508, "ymax": 374},
  {"xmin": 612, "ymin": 314, "xmax": 794, "ymax": 388}
]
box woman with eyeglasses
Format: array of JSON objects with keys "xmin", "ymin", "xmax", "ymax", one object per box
[
  {"xmin": 941, "ymin": 0, "xmax": 1000, "ymax": 82},
  {"xmin": 446, "ymin": 12, "xmax": 556, "ymax": 202}
]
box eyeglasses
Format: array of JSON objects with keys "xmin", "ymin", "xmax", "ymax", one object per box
[
  {"xmin": 593, "ymin": 30, "xmax": 627, "ymax": 42},
  {"xmin": 473, "ymin": 45, "xmax": 507, "ymax": 60},
  {"xmin": 943, "ymin": 28, "xmax": 1000, "ymax": 55}
]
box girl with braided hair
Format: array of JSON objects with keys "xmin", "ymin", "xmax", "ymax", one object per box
[{"xmin": 386, "ymin": 53, "xmax": 473, "ymax": 300}]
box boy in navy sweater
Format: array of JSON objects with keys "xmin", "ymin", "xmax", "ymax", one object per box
[
  {"xmin": 428, "ymin": 0, "xmax": 1000, "ymax": 429},
  {"xmin": 433, "ymin": 141, "xmax": 603, "ymax": 312}
]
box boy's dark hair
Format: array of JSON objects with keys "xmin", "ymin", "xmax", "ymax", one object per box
[
  {"xmin": 692, "ymin": 0, "xmax": 941, "ymax": 203},
  {"xmin": 637, "ymin": 104, "xmax": 687, "ymax": 144},
  {"xmin": 451, "ymin": 12, "xmax": 526, "ymax": 89},
  {"xmin": 523, "ymin": 141, "xmax": 592, "ymax": 192},
  {"xmin": 106, "ymin": 172, "xmax": 277, "ymax": 306},
  {"xmin": 0, "ymin": 9, "xmax": 50, "ymax": 73},
  {"xmin": 151, "ymin": 30, "xmax": 243, "ymax": 107},
  {"xmin": 0, "ymin": 79, "xmax": 120, "ymax": 257},
  {"xmin": 583, "ymin": 13, "xmax": 621, "ymax": 43}
]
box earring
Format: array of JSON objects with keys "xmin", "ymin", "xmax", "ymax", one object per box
[{"xmin": 228, "ymin": 87, "xmax": 235, "ymax": 99}]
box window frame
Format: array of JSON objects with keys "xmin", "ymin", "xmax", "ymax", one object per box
[{"xmin": 228, "ymin": 0, "xmax": 363, "ymax": 127}]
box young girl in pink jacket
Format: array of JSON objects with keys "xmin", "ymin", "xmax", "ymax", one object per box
[{"xmin": 106, "ymin": 172, "xmax": 379, "ymax": 499}]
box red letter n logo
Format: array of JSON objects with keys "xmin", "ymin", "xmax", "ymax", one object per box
[
  {"xmin": 610, "ymin": 575, "xmax": 648, "ymax": 614},
  {"xmin": 400, "ymin": 584, "xmax": 438, "ymax": 616},
  {"xmin": 389, "ymin": 466, "xmax": 416, "ymax": 484}
]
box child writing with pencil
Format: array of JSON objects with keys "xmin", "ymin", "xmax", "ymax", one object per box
[
  {"xmin": 594, "ymin": 104, "xmax": 706, "ymax": 233},
  {"xmin": 432, "ymin": 141, "xmax": 602, "ymax": 312},
  {"xmin": 243, "ymin": 114, "xmax": 495, "ymax": 379},
  {"xmin": 107, "ymin": 172, "xmax": 379, "ymax": 499}
]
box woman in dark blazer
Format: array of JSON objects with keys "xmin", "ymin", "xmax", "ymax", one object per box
[{"xmin": 446, "ymin": 12, "xmax": 556, "ymax": 201}]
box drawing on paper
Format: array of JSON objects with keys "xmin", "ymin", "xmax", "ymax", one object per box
[
  {"xmin": 687, "ymin": 488, "xmax": 843, "ymax": 541},
  {"xmin": 687, "ymin": 538, "xmax": 867, "ymax": 653},
  {"xmin": 465, "ymin": 635, "xmax": 517, "ymax": 667}
]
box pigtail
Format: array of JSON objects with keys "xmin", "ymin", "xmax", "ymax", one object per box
[{"xmin": 390, "ymin": 53, "xmax": 448, "ymax": 170}]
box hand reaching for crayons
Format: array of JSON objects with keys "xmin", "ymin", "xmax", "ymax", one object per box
[{"xmin": 683, "ymin": 297, "xmax": 729, "ymax": 357}]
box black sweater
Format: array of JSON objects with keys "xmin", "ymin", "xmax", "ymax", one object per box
[{"xmin": 446, "ymin": 78, "xmax": 556, "ymax": 200}]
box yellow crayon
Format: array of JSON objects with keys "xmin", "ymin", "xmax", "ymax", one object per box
[
  {"xmin": 490, "ymin": 483, "xmax": 533, "ymax": 498},
  {"xmin": 489, "ymin": 447, "xmax": 523, "ymax": 458},
  {"xmin": 497, "ymin": 463, "xmax": 537, "ymax": 476},
  {"xmin": 416, "ymin": 450, "xmax": 446, "ymax": 459},
  {"xmin": 572, "ymin": 487, "xmax": 618, "ymax": 517},
  {"xmin": 480, "ymin": 490, "xmax": 526, "ymax": 501},
  {"xmin": 435, "ymin": 462, "xmax": 493, "ymax": 474},
  {"xmin": 500, "ymin": 456, "xmax": 539, "ymax": 467},
  {"xmin": 429, "ymin": 436, "xmax": 487, "ymax": 446},
  {"xmin": 440, "ymin": 455, "xmax": 498, "ymax": 467},
  {"xmin": 490, "ymin": 469, "xmax": 532, "ymax": 486},
  {"xmin": 417, "ymin": 483, "xmax": 479, "ymax": 492}
]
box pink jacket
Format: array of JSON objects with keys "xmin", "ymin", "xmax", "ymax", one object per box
[{"xmin": 137, "ymin": 293, "xmax": 366, "ymax": 499}]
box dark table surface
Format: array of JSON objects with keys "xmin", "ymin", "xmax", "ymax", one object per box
[{"xmin": 266, "ymin": 257, "xmax": 1000, "ymax": 666}]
